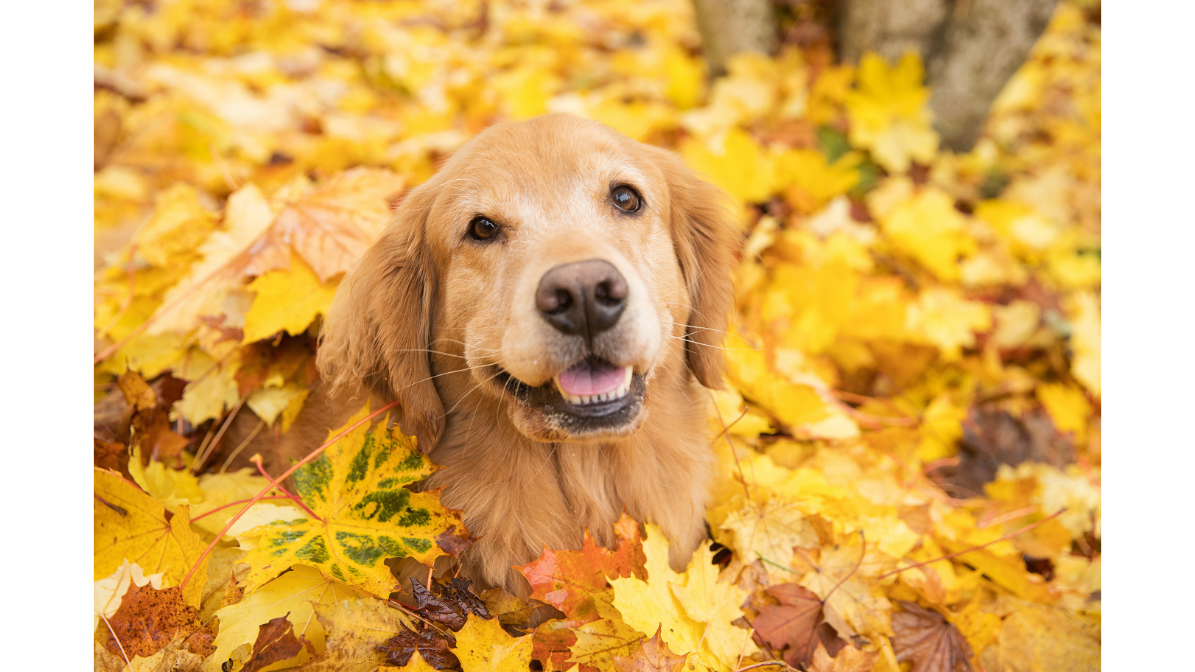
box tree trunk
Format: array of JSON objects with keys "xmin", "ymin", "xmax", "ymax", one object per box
[
  {"xmin": 690, "ymin": 0, "xmax": 779, "ymax": 77},
  {"xmin": 839, "ymin": 0, "xmax": 1058, "ymax": 151}
]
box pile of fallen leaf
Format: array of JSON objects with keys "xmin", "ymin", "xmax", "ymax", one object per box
[{"xmin": 94, "ymin": 0, "xmax": 1101, "ymax": 670}]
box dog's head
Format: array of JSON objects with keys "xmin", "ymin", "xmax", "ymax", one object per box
[{"xmin": 318, "ymin": 114, "xmax": 738, "ymax": 451}]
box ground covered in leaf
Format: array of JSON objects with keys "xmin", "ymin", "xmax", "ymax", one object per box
[{"xmin": 94, "ymin": 1, "xmax": 1101, "ymax": 670}]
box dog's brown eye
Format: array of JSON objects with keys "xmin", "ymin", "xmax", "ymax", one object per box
[
  {"xmin": 611, "ymin": 185, "xmax": 641, "ymax": 213},
  {"xmin": 469, "ymin": 216, "xmax": 500, "ymax": 241}
]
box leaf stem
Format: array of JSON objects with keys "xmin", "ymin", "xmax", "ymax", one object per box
[
  {"xmin": 93, "ymin": 257, "xmax": 232, "ymax": 364},
  {"xmin": 735, "ymin": 661, "xmax": 792, "ymax": 672},
  {"xmin": 876, "ymin": 507, "xmax": 1068, "ymax": 580},
  {"xmin": 99, "ymin": 614, "xmax": 131, "ymax": 670},
  {"xmin": 251, "ymin": 454, "xmax": 322, "ymax": 521},
  {"xmin": 823, "ymin": 530, "xmax": 866, "ymax": 603},
  {"xmin": 191, "ymin": 394, "xmax": 246, "ymax": 474},
  {"xmin": 179, "ymin": 400, "xmax": 400, "ymax": 592},
  {"xmin": 188, "ymin": 495, "xmax": 295, "ymax": 522}
]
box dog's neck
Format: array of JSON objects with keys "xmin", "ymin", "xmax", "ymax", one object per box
[{"xmin": 424, "ymin": 366, "xmax": 713, "ymax": 592}]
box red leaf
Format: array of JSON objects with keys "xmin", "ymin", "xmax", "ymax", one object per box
[{"xmin": 516, "ymin": 512, "xmax": 646, "ymax": 624}]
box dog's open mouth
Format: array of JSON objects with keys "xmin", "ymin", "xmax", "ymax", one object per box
[
  {"xmin": 553, "ymin": 359, "xmax": 633, "ymax": 405},
  {"xmin": 494, "ymin": 357, "xmax": 646, "ymax": 431}
]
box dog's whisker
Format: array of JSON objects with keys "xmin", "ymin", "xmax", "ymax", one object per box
[
  {"xmin": 388, "ymin": 363, "xmax": 496, "ymax": 396},
  {"xmin": 665, "ymin": 335, "xmax": 754, "ymax": 351},
  {"xmin": 444, "ymin": 367, "xmax": 506, "ymax": 417},
  {"xmin": 390, "ymin": 348, "xmax": 473, "ymax": 360}
]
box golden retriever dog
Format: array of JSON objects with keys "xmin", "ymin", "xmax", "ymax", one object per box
[{"xmin": 258, "ymin": 114, "xmax": 738, "ymax": 594}]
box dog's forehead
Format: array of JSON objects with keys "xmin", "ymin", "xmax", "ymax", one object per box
[{"xmin": 435, "ymin": 117, "xmax": 659, "ymax": 214}]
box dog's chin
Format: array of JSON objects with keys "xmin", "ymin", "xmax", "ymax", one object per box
[{"xmin": 491, "ymin": 364, "xmax": 648, "ymax": 442}]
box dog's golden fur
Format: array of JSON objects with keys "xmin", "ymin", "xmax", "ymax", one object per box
[{"xmin": 251, "ymin": 114, "xmax": 738, "ymax": 594}]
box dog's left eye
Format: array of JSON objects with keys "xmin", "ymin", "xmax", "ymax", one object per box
[
  {"xmin": 468, "ymin": 216, "xmax": 500, "ymax": 241},
  {"xmin": 611, "ymin": 185, "xmax": 642, "ymax": 213}
]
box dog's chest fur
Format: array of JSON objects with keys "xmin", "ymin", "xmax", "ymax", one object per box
[{"xmin": 426, "ymin": 369, "xmax": 714, "ymax": 594}]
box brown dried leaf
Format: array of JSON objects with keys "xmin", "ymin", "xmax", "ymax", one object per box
[
  {"xmin": 481, "ymin": 588, "xmax": 566, "ymax": 632},
  {"xmin": 933, "ymin": 406, "xmax": 1075, "ymax": 498},
  {"xmin": 242, "ymin": 615, "xmax": 315, "ymax": 672},
  {"xmin": 754, "ymin": 583, "xmax": 824, "ymax": 668},
  {"xmin": 891, "ymin": 602, "xmax": 974, "ymax": 672},
  {"xmin": 118, "ymin": 371, "xmax": 158, "ymax": 411},
  {"xmin": 378, "ymin": 626, "xmax": 460, "ymax": 670},
  {"xmin": 410, "ymin": 577, "xmax": 493, "ymax": 632},
  {"xmin": 102, "ymin": 584, "xmax": 202, "ymax": 659},
  {"xmin": 94, "ymin": 438, "xmax": 129, "ymax": 477}
]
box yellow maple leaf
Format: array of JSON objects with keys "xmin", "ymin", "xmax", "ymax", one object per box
[
  {"xmin": 452, "ymin": 615, "xmax": 534, "ymax": 672},
  {"xmin": 1065, "ymin": 290, "xmax": 1101, "ymax": 396},
  {"xmin": 915, "ymin": 393, "xmax": 968, "ymax": 462},
  {"xmin": 845, "ymin": 52, "xmax": 938, "ymax": 172},
  {"xmin": 807, "ymin": 63, "xmax": 855, "ymax": 126},
  {"xmin": 611, "ymin": 526, "xmax": 754, "ymax": 671},
  {"xmin": 494, "ymin": 65, "xmax": 556, "ymax": 120},
  {"xmin": 148, "ymin": 169, "xmax": 402, "ymax": 338},
  {"xmin": 717, "ymin": 496, "xmax": 818, "ymax": 579},
  {"xmin": 680, "ymin": 127, "xmax": 773, "ymax": 208},
  {"xmin": 724, "ymin": 347, "xmax": 832, "ymax": 429},
  {"xmin": 567, "ymin": 616, "xmax": 644, "ymax": 671},
  {"xmin": 175, "ymin": 349, "xmax": 240, "ymax": 426},
  {"xmin": 127, "ymin": 451, "xmax": 205, "ymax": 514},
  {"xmin": 207, "ymin": 564, "xmax": 370, "ymax": 672},
  {"xmin": 664, "ymin": 47, "xmax": 704, "ymax": 110},
  {"xmin": 93, "ymin": 469, "xmax": 209, "ymax": 608},
  {"xmin": 126, "ymin": 450, "xmax": 305, "ymax": 542},
  {"xmin": 1036, "ymin": 382, "xmax": 1091, "ymax": 442},
  {"xmin": 905, "ymin": 288, "xmax": 992, "ymax": 361},
  {"xmin": 983, "ymin": 600, "xmax": 1100, "ymax": 672},
  {"xmin": 243, "ymin": 253, "xmax": 339, "ymax": 343},
  {"xmin": 306, "ymin": 596, "xmax": 416, "ymax": 671},
  {"xmin": 775, "ymin": 148, "xmax": 861, "ymax": 213},
  {"xmin": 242, "ymin": 405, "xmax": 470, "ymax": 598},
  {"xmin": 131, "ymin": 183, "xmax": 219, "ymax": 267},
  {"xmin": 668, "ymin": 545, "xmax": 759, "ymax": 667},
  {"xmin": 247, "ymin": 382, "xmax": 310, "ymax": 431},
  {"xmin": 148, "ymin": 183, "xmax": 276, "ymax": 336},
  {"xmin": 879, "ymin": 188, "xmax": 976, "ymax": 282},
  {"xmin": 610, "ymin": 526, "xmax": 703, "ymax": 659}
]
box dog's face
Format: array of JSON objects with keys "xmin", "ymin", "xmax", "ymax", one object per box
[{"xmin": 319, "ymin": 115, "xmax": 737, "ymax": 451}]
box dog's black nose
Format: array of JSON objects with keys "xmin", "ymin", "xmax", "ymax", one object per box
[{"xmin": 536, "ymin": 259, "xmax": 628, "ymax": 342}]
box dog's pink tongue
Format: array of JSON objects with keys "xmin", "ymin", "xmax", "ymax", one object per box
[{"xmin": 556, "ymin": 360, "xmax": 628, "ymax": 396}]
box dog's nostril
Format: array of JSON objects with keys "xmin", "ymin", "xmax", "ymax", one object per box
[
  {"xmin": 536, "ymin": 259, "xmax": 629, "ymax": 342},
  {"xmin": 553, "ymin": 289, "xmax": 572, "ymax": 312}
]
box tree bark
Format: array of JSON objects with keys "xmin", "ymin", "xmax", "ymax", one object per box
[
  {"xmin": 691, "ymin": 0, "xmax": 779, "ymax": 77},
  {"xmin": 839, "ymin": 0, "xmax": 1058, "ymax": 151}
]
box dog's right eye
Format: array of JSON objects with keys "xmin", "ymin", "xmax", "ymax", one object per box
[{"xmin": 468, "ymin": 216, "xmax": 500, "ymax": 241}]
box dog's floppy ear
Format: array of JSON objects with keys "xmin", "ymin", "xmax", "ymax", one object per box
[
  {"xmin": 652, "ymin": 146, "xmax": 741, "ymax": 389},
  {"xmin": 317, "ymin": 181, "xmax": 444, "ymax": 453}
]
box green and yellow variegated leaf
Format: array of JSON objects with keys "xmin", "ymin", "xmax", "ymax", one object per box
[{"xmin": 242, "ymin": 406, "xmax": 471, "ymax": 598}]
